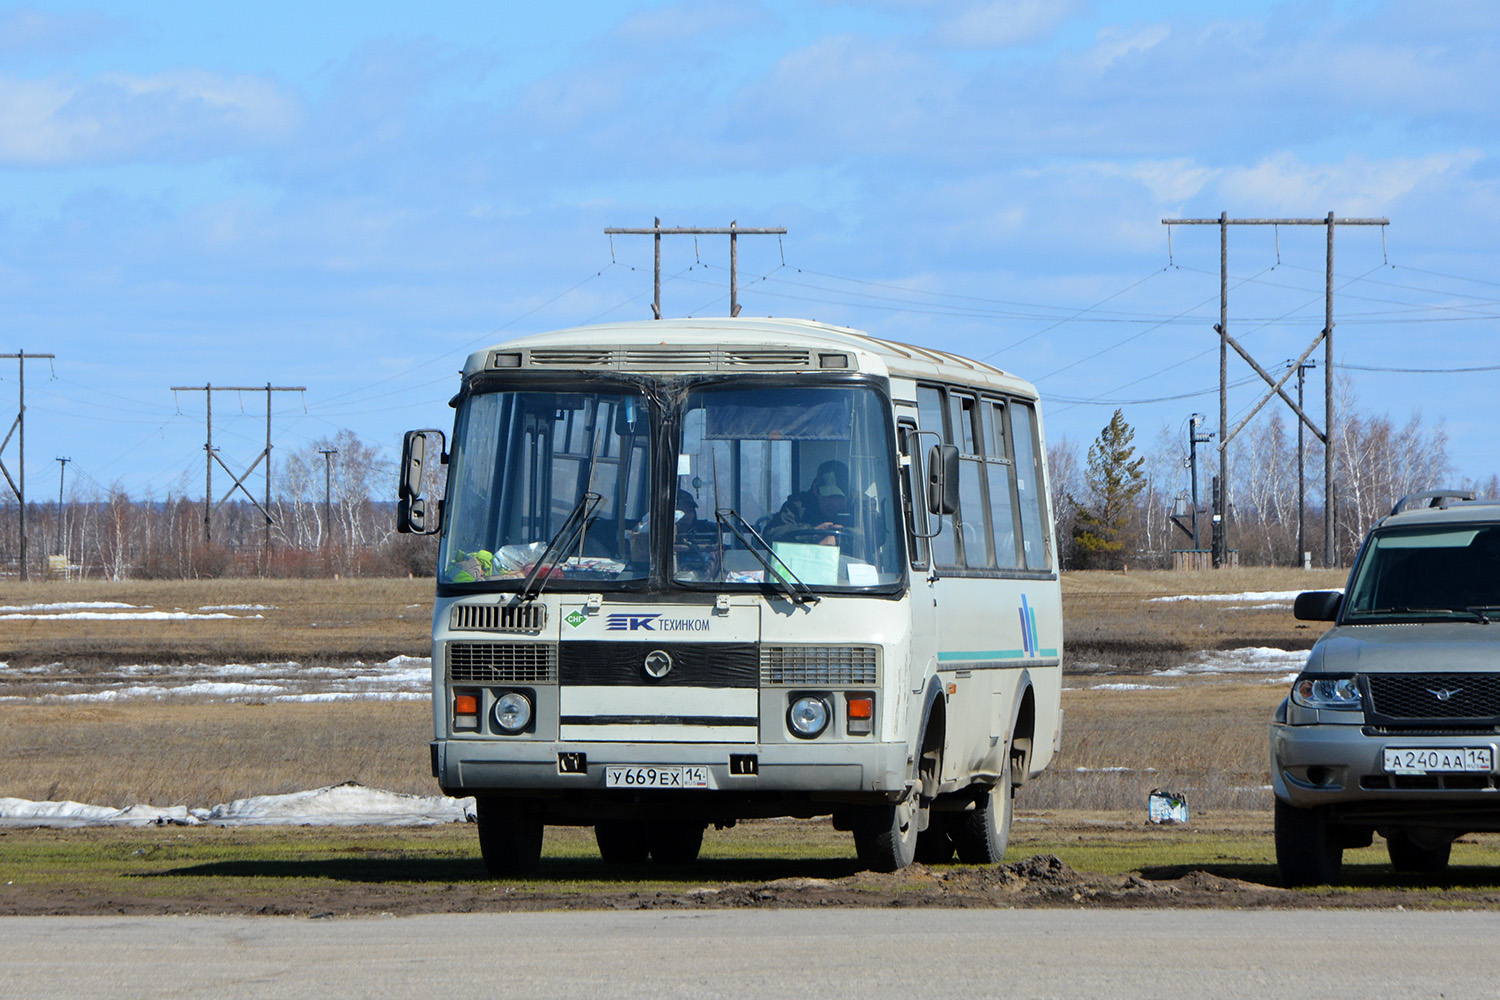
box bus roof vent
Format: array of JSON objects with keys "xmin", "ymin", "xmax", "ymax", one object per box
[
  {"xmin": 620, "ymin": 347, "xmax": 716, "ymax": 370},
  {"xmin": 722, "ymin": 348, "xmax": 813, "ymax": 368},
  {"xmin": 529, "ymin": 349, "xmax": 614, "ymax": 368}
]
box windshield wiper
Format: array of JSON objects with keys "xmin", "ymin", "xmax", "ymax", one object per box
[
  {"xmin": 519, "ymin": 492, "xmax": 602, "ymax": 601},
  {"xmin": 714, "ymin": 508, "xmax": 818, "ymax": 605},
  {"xmin": 1357, "ymin": 605, "xmax": 1492, "ymax": 624}
]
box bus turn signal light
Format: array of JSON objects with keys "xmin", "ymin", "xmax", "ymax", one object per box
[
  {"xmin": 846, "ymin": 695, "xmax": 873, "ymax": 735},
  {"xmin": 453, "ymin": 693, "xmax": 479, "ymax": 730}
]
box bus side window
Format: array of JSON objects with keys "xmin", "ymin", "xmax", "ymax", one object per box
[
  {"xmin": 982, "ymin": 400, "xmax": 1020, "ymax": 569},
  {"xmin": 1010, "ymin": 401, "xmax": 1051, "ymax": 570},
  {"xmin": 917, "ymin": 385, "xmax": 960, "ymax": 569},
  {"xmin": 949, "ymin": 392, "xmax": 993, "ymax": 569}
]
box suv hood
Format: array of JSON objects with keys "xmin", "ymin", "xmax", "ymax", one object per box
[{"xmin": 1308, "ymin": 622, "xmax": 1500, "ymax": 674}]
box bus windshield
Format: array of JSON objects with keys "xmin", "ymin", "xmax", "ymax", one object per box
[
  {"xmin": 672, "ymin": 383, "xmax": 902, "ymax": 590},
  {"xmin": 439, "ymin": 386, "xmax": 652, "ymax": 588}
]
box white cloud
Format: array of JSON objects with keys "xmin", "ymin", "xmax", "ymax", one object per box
[
  {"xmin": 1219, "ymin": 151, "xmax": 1485, "ymax": 216},
  {"xmin": 0, "ymin": 70, "xmax": 300, "ymax": 166},
  {"xmin": 930, "ymin": 0, "xmax": 1082, "ymax": 49}
]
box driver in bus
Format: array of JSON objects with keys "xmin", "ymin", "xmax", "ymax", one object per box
[
  {"xmin": 672, "ymin": 489, "xmax": 721, "ymax": 579},
  {"xmin": 765, "ymin": 460, "xmax": 854, "ymax": 546}
]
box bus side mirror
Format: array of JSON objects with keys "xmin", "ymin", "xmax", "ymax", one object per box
[
  {"xmin": 397, "ymin": 429, "xmax": 446, "ymax": 535},
  {"xmin": 926, "ymin": 444, "xmax": 959, "ymax": 516}
]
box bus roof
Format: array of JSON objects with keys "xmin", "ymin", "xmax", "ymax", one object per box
[{"xmin": 463, "ymin": 317, "xmax": 1040, "ymax": 397}]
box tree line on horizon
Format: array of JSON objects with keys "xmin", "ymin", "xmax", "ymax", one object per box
[{"xmin": 1051, "ymin": 381, "xmax": 1494, "ymax": 570}]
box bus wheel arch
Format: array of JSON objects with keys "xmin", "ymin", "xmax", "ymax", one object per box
[{"xmin": 1009, "ymin": 679, "xmax": 1036, "ymax": 785}]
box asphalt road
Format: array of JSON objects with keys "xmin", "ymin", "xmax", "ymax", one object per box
[{"xmin": 2, "ymin": 908, "xmax": 1493, "ymax": 1000}]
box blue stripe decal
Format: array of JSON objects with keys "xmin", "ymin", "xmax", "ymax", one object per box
[{"xmin": 938, "ymin": 649, "xmax": 1059, "ymax": 662}]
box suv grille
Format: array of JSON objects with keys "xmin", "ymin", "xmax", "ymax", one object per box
[
  {"xmin": 447, "ymin": 641, "xmax": 557, "ymax": 684},
  {"xmin": 1366, "ymin": 672, "xmax": 1500, "ymax": 723},
  {"xmin": 761, "ymin": 645, "xmax": 879, "ymax": 686}
]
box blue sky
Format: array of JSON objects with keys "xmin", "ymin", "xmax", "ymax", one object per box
[{"xmin": 1, "ymin": 0, "xmax": 1497, "ymax": 505}]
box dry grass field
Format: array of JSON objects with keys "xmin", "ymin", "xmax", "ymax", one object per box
[{"xmin": 0, "ymin": 568, "xmax": 1342, "ymax": 815}]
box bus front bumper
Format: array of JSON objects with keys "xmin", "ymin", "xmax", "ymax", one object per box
[{"xmin": 433, "ymin": 738, "xmax": 911, "ymax": 806}]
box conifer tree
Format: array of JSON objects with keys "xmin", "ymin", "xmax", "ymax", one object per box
[{"xmin": 1069, "ymin": 409, "xmax": 1146, "ymax": 568}]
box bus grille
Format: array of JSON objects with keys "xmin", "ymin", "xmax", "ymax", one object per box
[
  {"xmin": 761, "ymin": 645, "xmax": 879, "ymax": 686},
  {"xmin": 449, "ymin": 602, "xmax": 546, "ymax": 632},
  {"xmin": 447, "ymin": 642, "xmax": 557, "ymax": 684}
]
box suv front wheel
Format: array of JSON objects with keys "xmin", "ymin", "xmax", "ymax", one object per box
[{"xmin": 1274, "ymin": 797, "xmax": 1344, "ymax": 886}]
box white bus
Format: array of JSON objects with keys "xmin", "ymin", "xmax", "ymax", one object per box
[{"xmin": 398, "ymin": 317, "xmax": 1062, "ymax": 873}]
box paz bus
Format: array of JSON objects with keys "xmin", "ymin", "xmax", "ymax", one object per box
[{"xmin": 397, "ymin": 317, "xmax": 1062, "ymax": 873}]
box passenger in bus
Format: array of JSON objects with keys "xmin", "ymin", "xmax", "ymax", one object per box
[
  {"xmin": 672, "ymin": 489, "xmax": 721, "ymax": 579},
  {"xmin": 765, "ymin": 461, "xmax": 856, "ymax": 547}
]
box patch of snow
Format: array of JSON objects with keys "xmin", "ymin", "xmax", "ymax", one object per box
[
  {"xmin": 1073, "ymin": 766, "xmax": 1159, "ymax": 774},
  {"xmin": 0, "ymin": 784, "xmax": 474, "ymax": 829},
  {"xmin": 0, "ymin": 611, "xmax": 245, "ymax": 621},
  {"xmin": 1148, "ymin": 590, "xmax": 1304, "ymax": 603},
  {"xmin": 1156, "ymin": 646, "xmax": 1308, "ymax": 677},
  {"xmin": 199, "ymin": 604, "xmax": 278, "ymax": 611},
  {"xmin": 0, "ymin": 602, "xmax": 139, "ymax": 612},
  {"xmin": 1088, "ymin": 682, "xmax": 1176, "ymax": 691}
]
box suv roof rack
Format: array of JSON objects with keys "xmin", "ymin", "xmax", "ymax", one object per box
[{"xmin": 1390, "ymin": 490, "xmax": 1477, "ymax": 516}]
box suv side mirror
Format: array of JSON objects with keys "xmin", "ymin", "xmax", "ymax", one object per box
[
  {"xmin": 926, "ymin": 444, "xmax": 960, "ymax": 516},
  {"xmin": 397, "ymin": 429, "xmax": 447, "ymax": 535},
  {"xmin": 1293, "ymin": 590, "xmax": 1342, "ymax": 622}
]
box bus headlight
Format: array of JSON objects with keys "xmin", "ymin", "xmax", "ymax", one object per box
[
  {"xmin": 788, "ymin": 695, "xmax": 831, "ymax": 739},
  {"xmin": 493, "ymin": 691, "xmax": 533, "ymax": 734}
]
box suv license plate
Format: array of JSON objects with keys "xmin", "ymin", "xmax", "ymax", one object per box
[
  {"xmin": 604, "ymin": 765, "xmax": 710, "ymax": 789},
  {"xmin": 1382, "ymin": 747, "xmax": 1493, "ymax": 774}
]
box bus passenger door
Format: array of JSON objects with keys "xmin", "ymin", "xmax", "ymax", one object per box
[{"xmin": 897, "ymin": 413, "xmax": 938, "ymax": 703}]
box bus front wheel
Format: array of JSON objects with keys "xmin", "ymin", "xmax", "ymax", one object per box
[
  {"xmin": 950, "ymin": 752, "xmax": 1013, "ymax": 864},
  {"xmin": 475, "ymin": 797, "xmax": 544, "ymax": 877},
  {"xmin": 852, "ymin": 794, "xmax": 919, "ymax": 872}
]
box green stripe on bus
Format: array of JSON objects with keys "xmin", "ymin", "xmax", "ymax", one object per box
[{"xmin": 937, "ymin": 648, "xmax": 1058, "ymax": 662}]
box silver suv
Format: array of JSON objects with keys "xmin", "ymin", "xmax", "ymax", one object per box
[{"xmin": 1273, "ymin": 490, "xmax": 1500, "ymax": 885}]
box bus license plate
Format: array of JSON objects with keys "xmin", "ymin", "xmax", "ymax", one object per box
[
  {"xmin": 1382, "ymin": 747, "xmax": 1493, "ymax": 774},
  {"xmin": 604, "ymin": 765, "xmax": 710, "ymax": 789}
]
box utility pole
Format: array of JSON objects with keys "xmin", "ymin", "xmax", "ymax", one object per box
[
  {"xmin": 170, "ymin": 383, "xmax": 305, "ymax": 571},
  {"xmin": 1290, "ymin": 358, "xmax": 1317, "ymax": 568},
  {"xmin": 0, "ymin": 351, "xmax": 55, "ymax": 581},
  {"xmin": 1160, "ymin": 213, "xmax": 1387, "ymax": 568},
  {"xmin": 1188, "ymin": 414, "xmax": 1212, "ymax": 551},
  {"xmin": 603, "ymin": 220, "xmax": 787, "ymax": 319},
  {"xmin": 55, "ymin": 457, "xmax": 69, "ymax": 557},
  {"xmin": 319, "ymin": 448, "xmax": 337, "ymax": 572}
]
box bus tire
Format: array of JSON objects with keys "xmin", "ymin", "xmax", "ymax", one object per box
[
  {"xmin": 951, "ymin": 752, "xmax": 1013, "ymax": 864},
  {"xmin": 595, "ymin": 820, "xmax": 650, "ymax": 864},
  {"xmin": 852, "ymin": 795, "xmax": 919, "ymax": 872},
  {"xmin": 475, "ymin": 797, "xmax": 544, "ymax": 877},
  {"xmin": 648, "ymin": 821, "xmax": 705, "ymax": 864}
]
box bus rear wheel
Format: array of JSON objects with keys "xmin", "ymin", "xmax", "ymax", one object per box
[
  {"xmin": 595, "ymin": 820, "xmax": 650, "ymax": 864},
  {"xmin": 648, "ymin": 821, "xmax": 705, "ymax": 864},
  {"xmin": 475, "ymin": 797, "xmax": 544, "ymax": 877}
]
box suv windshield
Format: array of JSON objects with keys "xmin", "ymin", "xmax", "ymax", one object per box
[
  {"xmin": 439, "ymin": 386, "xmax": 651, "ymax": 587},
  {"xmin": 1343, "ymin": 523, "xmax": 1500, "ymax": 621},
  {"xmin": 671, "ymin": 383, "xmax": 901, "ymax": 590}
]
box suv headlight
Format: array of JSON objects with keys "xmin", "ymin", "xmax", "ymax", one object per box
[{"xmin": 1290, "ymin": 675, "xmax": 1363, "ymax": 710}]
